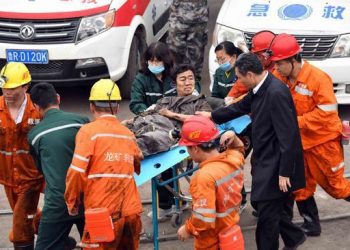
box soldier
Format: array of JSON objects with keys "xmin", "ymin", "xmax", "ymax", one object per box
[{"xmin": 167, "ymin": 0, "xmax": 209, "ymax": 82}]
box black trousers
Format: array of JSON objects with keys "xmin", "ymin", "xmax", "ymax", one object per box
[
  {"xmin": 157, "ymin": 168, "xmax": 175, "ymax": 209},
  {"xmin": 254, "ymin": 195, "xmax": 304, "ymax": 250}
]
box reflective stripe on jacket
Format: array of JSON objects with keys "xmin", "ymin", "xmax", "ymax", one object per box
[
  {"xmin": 273, "ymin": 61, "xmax": 342, "ymax": 150},
  {"xmin": 64, "ymin": 115, "xmax": 143, "ymax": 218},
  {"xmin": 185, "ymin": 149, "xmax": 244, "ymax": 249},
  {"xmin": 0, "ymin": 94, "xmax": 43, "ymax": 187}
]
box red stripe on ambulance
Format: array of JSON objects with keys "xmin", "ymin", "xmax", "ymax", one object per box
[
  {"xmin": 0, "ymin": 5, "xmax": 110, "ymax": 19},
  {"xmin": 113, "ymin": 0, "xmax": 151, "ymax": 27}
]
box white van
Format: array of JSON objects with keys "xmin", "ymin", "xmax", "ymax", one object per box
[
  {"xmin": 209, "ymin": 0, "xmax": 350, "ymax": 104},
  {"xmin": 0, "ymin": 0, "xmax": 172, "ymax": 97}
]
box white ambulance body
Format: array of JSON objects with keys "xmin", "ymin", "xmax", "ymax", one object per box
[
  {"xmin": 209, "ymin": 0, "xmax": 350, "ymax": 104},
  {"xmin": 0, "ymin": 0, "xmax": 172, "ymax": 97}
]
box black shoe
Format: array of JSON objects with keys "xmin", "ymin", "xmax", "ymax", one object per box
[
  {"xmin": 301, "ymin": 221, "xmax": 321, "ymax": 236},
  {"xmin": 65, "ymin": 236, "xmax": 77, "ymax": 250},
  {"xmin": 282, "ymin": 234, "xmax": 306, "ymax": 250}
]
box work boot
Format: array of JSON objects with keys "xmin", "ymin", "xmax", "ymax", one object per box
[
  {"xmin": 297, "ymin": 197, "xmax": 321, "ymax": 236},
  {"xmin": 282, "ymin": 234, "xmax": 306, "ymax": 250}
]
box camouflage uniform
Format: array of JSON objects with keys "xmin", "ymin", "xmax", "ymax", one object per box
[{"xmin": 167, "ymin": 0, "xmax": 209, "ymax": 81}]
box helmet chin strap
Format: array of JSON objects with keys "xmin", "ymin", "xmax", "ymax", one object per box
[{"xmin": 107, "ymin": 83, "xmax": 116, "ymax": 115}]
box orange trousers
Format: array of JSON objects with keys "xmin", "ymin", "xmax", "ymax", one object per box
[
  {"xmin": 83, "ymin": 214, "xmax": 142, "ymax": 250},
  {"xmin": 294, "ymin": 138, "xmax": 350, "ymax": 201},
  {"xmin": 4, "ymin": 180, "xmax": 43, "ymax": 244}
]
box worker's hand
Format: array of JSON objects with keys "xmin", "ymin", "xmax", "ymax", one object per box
[
  {"xmin": 279, "ymin": 176, "xmax": 291, "ymax": 192},
  {"xmin": 67, "ymin": 203, "xmax": 79, "ymax": 216},
  {"xmin": 220, "ymin": 130, "xmax": 236, "ymax": 147},
  {"xmin": 195, "ymin": 111, "xmax": 212, "ymax": 119},
  {"xmin": 158, "ymin": 108, "xmax": 173, "ymax": 118},
  {"xmin": 177, "ymin": 225, "xmax": 191, "ymax": 241},
  {"xmin": 224, "ymin": 97, "xmax": 235, "ymax": 106},
  {"xmin": 145, "ymin": 104, "xmax": 156, "ymax": 112},
  {"xmin": 121, "ymin": 118, "xmax": 133, "ymax": 126}
]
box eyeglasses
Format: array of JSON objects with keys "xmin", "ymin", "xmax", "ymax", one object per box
[{"xmin": 215, "ymin": 57, "xmax": 231, "ymax": 64}]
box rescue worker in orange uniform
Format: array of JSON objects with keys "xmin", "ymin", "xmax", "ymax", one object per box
[
  {"xmin": 0, "ymin": 62, "xmax": 43, "ymax": 250},
  {"xmin": 177, "ymin": 115, "xmax": 245, "ymax": 250},
  {"xmin": 226, "ymin": 30, "xmax": 275, "ymax": 104},
  {"xmin": 269, "ymin": 33, "xmax": 350, "ymax": 236},
  {"xmin": 64, "ymin": 79, "xmax": 143, "ymax": 250}
]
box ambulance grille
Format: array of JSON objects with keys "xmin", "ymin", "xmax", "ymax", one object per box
[
  {"xmin": 0, "ymin": 18, "xmax": 80, "ymax": 44},
  {"xmin": 244, "ymin": 32, "xmax": 338, "ymax": 60}
]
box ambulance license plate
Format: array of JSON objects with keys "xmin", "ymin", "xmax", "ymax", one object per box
[{"xmin": 6, "ymin": 49, "xmax": 49, "ymax": 64}]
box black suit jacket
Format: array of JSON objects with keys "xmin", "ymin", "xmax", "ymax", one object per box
[{"xmin": 212, "ymin": 72, "xmax": 305, "ymax": 201}]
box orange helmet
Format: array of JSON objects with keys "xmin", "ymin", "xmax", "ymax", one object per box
[
  {"xmin": 250, "ymin": 30, "xmax": 275, "ymax": 53},
  {"xmin": 269, "ymin": 33, "xmax": 302, "ymax": 61},
  {"xmin": 179, "ymin": 116, "xmax": 219, "ymax": 146}
]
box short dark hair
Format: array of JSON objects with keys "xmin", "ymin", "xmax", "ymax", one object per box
[
  {"xmin": 30, "ymin": 82, "xmax": 58, "ymax": 109},
  {"xmin": 171, "ymin": 64, "xmax": 195, "ymax": 82},
  {"xmin": 215, "ymin": 41, "xmax": 243, "ymax": 56},
  {"xmin": 141, "ymin": 41, "xmax": 174, "ymax": 77},
  {"xmin": 234, "ymin": 53, "xmax": 264, "ymax": 76}
]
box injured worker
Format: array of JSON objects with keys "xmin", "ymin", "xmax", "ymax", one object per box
[{"xmin": 124, "ymin": 64, "xmax": 212, "ymax": 220}]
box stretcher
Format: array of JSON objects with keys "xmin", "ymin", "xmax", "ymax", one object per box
[{"xmin": 134, "ymin": 115, "xmax": 252, "ymax": 250}]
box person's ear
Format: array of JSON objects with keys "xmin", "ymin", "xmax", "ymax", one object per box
[{"xmin": 56, "ymin": 94, "xmax": 61, "ymax": 105}]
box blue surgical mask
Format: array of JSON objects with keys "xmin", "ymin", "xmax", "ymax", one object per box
[
  {"xmin": 148, "ymin": 65, "xmax": 165, "ymax": 75},
  {"xmin": 219, "ymin": 61, "xmax": 232, "ymax": 72}
]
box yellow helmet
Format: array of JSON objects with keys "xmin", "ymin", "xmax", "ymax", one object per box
[
  {"xmin": 0, "ymin": 62, "xmax": 31, "ymax": 89},
  {"xmin": 89, "ymin": 79, "xmax": 122, "ymax": 102}
]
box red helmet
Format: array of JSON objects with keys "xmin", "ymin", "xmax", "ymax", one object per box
[
  {"xmin": 269, "ymin": 33, "xmax": 302, "ymax": 61},
  {"xmin": 250, "ymin": 30, "xmax": 275, "ymax": 53},
  {"xmin": 179, "ymin": 116, "xmax": 219, "ymax": 146}
]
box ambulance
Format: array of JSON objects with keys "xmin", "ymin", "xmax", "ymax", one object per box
[
  {"xmin": 0, "ymin": 0, "xmax": 172, "ymax": 97},
  {"xmin": 209, "ymin": 0, "xmax": 350, "ymax": 104}
]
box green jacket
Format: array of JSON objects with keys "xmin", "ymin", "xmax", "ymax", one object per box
[
  {"xmin": 129, "ymin": 72, "xmax": 177, "ymax": 115},
  {"xmin": 28, "ymin": 109, "xmax": 89, "ymax": 222},
  {"xmin": 211, "ymin": 67, "xmax": 238, "ymax": 99}
]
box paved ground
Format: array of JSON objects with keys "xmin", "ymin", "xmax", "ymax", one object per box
[{"xmin": 1, "ymin": 0, "xmax": 350, "ymax": 249}]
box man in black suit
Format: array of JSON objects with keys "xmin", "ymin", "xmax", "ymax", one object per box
[{"xmin": 198, "ymin": 53, "xmax": 306, "ymax": 250}]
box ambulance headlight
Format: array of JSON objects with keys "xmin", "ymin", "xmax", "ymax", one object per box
[
  {"xmin": 330, "ymin": 34, "xmax": 350, "ymax": 58},
  {"xmin": 212, "ymin": 24, "xmax": 249, "ymax": 52},
  {"xmin": 76, "ymin": 10, "xmax": 115, "ymax": 43}
]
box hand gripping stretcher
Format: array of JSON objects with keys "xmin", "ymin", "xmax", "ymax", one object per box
[{"xmin": 134, "ymin": 115, "xmax": 252, "ymax": 250}]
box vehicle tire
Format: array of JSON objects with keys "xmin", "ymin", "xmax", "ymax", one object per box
[
  {"xmin": 119, "ymin": 33, "xmax": 146, "ymax": 99},
  {"xmin": 171, "ymin": 213, "xmax": 183, "ymax": 228}
]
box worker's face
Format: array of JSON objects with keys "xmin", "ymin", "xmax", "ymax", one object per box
[
  {"xmin": 2, "ymin": 85, "xmax": 28, "ymax": 104},
  {"xmin": 176, "ymin": 70, "xmax": 195, "ymax": 97},
  {"xmin": 186, "ymin": 146, "xmax": 201, "ymax": 163},
  {"xmin": 235, "ymin": 68, "xmax": 256, "ymax": 90},
  {"xmin": 274, "ymin": 60, "xmax": 293, "ymax": 77},
  {"xmin": 254, "ymin": 51, "xmax": 272, "ymax": 70}
]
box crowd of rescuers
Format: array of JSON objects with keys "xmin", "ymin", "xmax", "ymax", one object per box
[{"xmin": 0, "ymin": 30, "xmax": 348, "ymax": 250}]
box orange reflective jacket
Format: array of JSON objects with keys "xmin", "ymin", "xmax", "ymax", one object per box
[
  {"xmin": 0, "ymin": 94, "xmax": 43, "ymax": 187},
  {"xmin": 185, "ymin": 149, "xmax": 244, "ymax": 249},
  {"xmin": 64, "ymin": 115, "xmax": 143, "ymax": 218},
  {"xmin": 226, "ymin": 80, "xmax": 248, "ymax": 98},
  {"xmin": 273, "ymin": 61, "xmax": 342, "ymax": 150}
]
